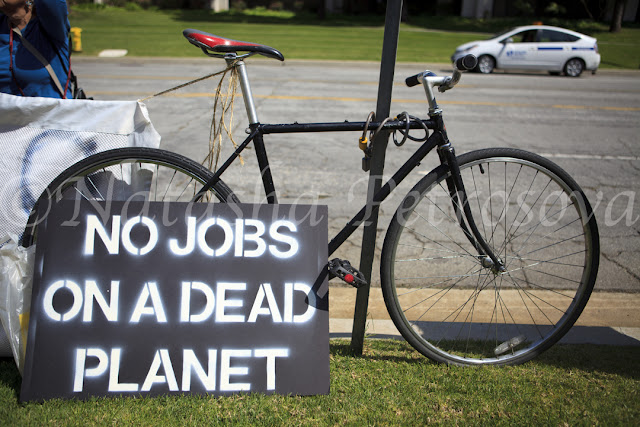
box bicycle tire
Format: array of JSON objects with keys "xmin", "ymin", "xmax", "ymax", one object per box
[
  {"xmin": 381, "ymin": 148, "xmax": 599, "ymax": 366},
  {"xmin": 22, "ymin": 147, "xmax": 239, "ymax": 247}
]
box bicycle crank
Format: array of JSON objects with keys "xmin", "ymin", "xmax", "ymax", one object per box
[{"xmin": 328, "ymin": 258, "xmax": 368, "ymax": 288}]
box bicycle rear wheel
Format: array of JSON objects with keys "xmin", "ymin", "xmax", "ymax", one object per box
[
  {"xmin": 22, "ymin": 147, "xmax": 238, "ymax": 246},
  {"xmin": 381, "ymin": 148, "xmax": 599, "ymax": 365}
]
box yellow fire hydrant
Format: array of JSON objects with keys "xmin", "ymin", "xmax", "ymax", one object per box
[{"xmin": 70, "ymin": 27, "xmax": 82, "ymax": 52}]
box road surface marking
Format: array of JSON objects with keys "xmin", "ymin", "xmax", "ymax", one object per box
[{"xmin": 87, "ymin": 91, "xmax": 640, "ymax": 112}]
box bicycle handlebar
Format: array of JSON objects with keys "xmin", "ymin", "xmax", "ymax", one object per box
[
  {"xmin": 405, "ymin": 73, "xmax": 422, "ymax": 88},
  {"xmin": 405, "ymin": 54, "xmax": 477, "ymax": 89},
  {"xmin": 455, "ymin": 54, "xmax": 478, "ymax": 71}
]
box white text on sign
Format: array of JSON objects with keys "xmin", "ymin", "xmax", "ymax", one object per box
[
  {"xmin": 73, "ymin": 347, "xmax": 290, "ymax": 393},
  {"xmin": 84, "ymin": 215, "xmax": 299, "ymax": 258},
  {"xmin": 42, "ymin": 280, "xmax": 316, "ymax": 324}
]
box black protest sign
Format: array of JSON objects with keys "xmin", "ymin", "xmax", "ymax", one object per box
[{"xmin": 20, "ymin": 200, "xmax": 329, "ymax": 401}]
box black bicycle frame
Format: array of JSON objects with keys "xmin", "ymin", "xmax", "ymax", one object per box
[
  {"xmin": 195, "ymin": 114, "xmax": 503, "ymax": 269},
  {"xmin": 195, "ymin": 117, "xmax": 450, "ymax": 256},
  {"xmin": 197, "ymin": 112, "xmax": 508, "ymax": 273}
]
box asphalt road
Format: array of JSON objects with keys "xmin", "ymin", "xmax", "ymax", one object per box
[{"xmin": 72, "ymin": 57, "xmax": 640, "ymax": 293}]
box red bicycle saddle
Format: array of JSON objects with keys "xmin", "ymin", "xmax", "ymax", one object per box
[{"xmin": 183, "ymin": 29, "xmax": 284, "ymax": 61}]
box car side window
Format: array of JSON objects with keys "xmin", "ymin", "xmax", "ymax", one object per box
[
  {"xmin": 509, "ymin": 30, "xmax": 538, "ymax": 43},
  {"xmin": 539, "ymin": 30, "xmax": 579, "ymax": 42}
]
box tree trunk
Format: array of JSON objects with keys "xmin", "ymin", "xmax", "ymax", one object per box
[
  {"xmin": 317, "ymin": 0, "xmax": 326, "ymax": 19},
  {"xmin": 609, "ymin": 0, "xmax": 625, "ymax": 32}
]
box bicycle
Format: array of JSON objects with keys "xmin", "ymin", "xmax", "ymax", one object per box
[{"xmin": 23, "ymin": 29, "xmax": 600, "ymax": 366}]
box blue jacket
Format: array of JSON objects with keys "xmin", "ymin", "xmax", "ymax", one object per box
[{"xmin": 0, "ymin": 0, "xmax": 72, "ymax": 98}]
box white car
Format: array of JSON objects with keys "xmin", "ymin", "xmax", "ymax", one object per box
[{"xmin": 451, "ymin": 25, "xmax": 601, "ymax": 77}]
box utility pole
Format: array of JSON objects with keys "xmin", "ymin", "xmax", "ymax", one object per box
[{"xmin": 350, "ymin": 0, "xmax": 403, "ymax": 355}]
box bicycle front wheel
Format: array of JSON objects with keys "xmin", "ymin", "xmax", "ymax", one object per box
[
  {"xmin": 23, "ymin": 147, "xmax": 238, "ymax": 246},
  {"xmin": 381, "ymin": 148, "xmax": 599, "ymax": 365}
]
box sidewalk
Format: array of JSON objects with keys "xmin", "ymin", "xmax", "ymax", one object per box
[{"xmin": 328, "ymin": 286, "xmax": 640, "ymax": 346}]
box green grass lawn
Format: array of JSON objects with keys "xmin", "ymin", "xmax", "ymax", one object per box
[
  {"xmin": 1, "ymin": 339, "xmax": 638, "ymax": 425},
  {"xmin": 68, "ymin": 7, "xmax": 640, "ymax": 69}
]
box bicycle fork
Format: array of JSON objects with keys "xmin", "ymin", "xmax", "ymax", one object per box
[{"xmin": 437, "ymin": 138, "xmax": 506, "ymax": 274}]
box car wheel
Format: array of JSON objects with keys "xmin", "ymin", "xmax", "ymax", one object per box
[
  {"xmin": 564, "ymin": 58, "xmax": 584, "ymax": 77},
  {"xmin": 475, "ymin": 55, "xmax": 495, "ymax": 74}
]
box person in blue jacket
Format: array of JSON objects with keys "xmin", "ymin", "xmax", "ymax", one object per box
[{"xmin": 0, "ymin": 0, "xmax": 72, "ymax": 98}]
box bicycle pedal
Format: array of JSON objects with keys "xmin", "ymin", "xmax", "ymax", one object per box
[{"xmin": 328, "ymin": 258, "xmax": 367, "ymax": 288}]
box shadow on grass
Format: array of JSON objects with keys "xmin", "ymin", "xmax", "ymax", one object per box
[
  {"xmin": 535, "ymin": 344, "xmax": 640, "ymax": 380},
  {"xmin": 330, "ymin": 338, "xmax": 640, "ymax": 380},
  {"xmin": 407, "ymin": 16, "xmax": 613, "ymax": 35},
  {"xmin": 0, "ymin": 358, "xmax": 21, "ymax": 398},
  {"xmin": 331, "ymin": 337, "xmax": 428, "ymax": 364},
  {"xmin": 171, "ymin": 10, "xmax": 614, "ymax": 36},
  {"xmin": 601, "ymin": 59, "xmax": 638, "ymax": 69},
  {"xmin": 172, "ymin": 10, "xmax": 386, "ymax": 28}
]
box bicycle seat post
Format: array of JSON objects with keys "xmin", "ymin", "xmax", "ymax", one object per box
[
  {"xmin": 226, "ymin": 55, "xmax": 260, "ymax": 125},
  {"xmin": 225, "ymin": 54, "xmax": 278, "ymax": 204}
]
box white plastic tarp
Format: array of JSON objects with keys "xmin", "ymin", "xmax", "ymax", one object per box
[{"xmin": 0, "ymin": 93, "xmax": 161, "ymax": 367}]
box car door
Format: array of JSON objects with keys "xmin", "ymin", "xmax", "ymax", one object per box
[
  {"xmin": 535, "ymin": 29, "xmax": 578, "ymax": 69},
  {"xmin": 497, "ymin": 29, "xmax": 539, "ymax": 70}
]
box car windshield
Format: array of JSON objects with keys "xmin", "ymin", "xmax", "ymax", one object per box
[{"xmin": 490, "ymin": 28, "xmax": 516, "ymax": 39}]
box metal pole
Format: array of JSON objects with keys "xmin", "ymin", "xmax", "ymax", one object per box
[{"xmin": 350, "ymin": 0, "xmax": 403, "ymax": 355}]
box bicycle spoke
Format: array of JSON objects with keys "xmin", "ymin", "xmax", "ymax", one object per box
[
  {"xmin": 470, "ymin": 166, "xmax": 488, "ymax": 240},
  {"xmin": 429, "ymin": 187, "xmax": 480, "ymax": 253},
  {"xmin": 403, "ymin": 210, "xmax": 479, "ymax": 262},
  {"xmin": 382, "ymin": 150, "xmax": 598, "ymax": 365},
  {"xmin": 508, "ymin": 249, "xmax": 586, "ymax": 268}
]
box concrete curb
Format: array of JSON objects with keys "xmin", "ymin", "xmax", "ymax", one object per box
[{"xmin": 328, "ymin": 287, "xmax": 640, "ymax": 346}]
